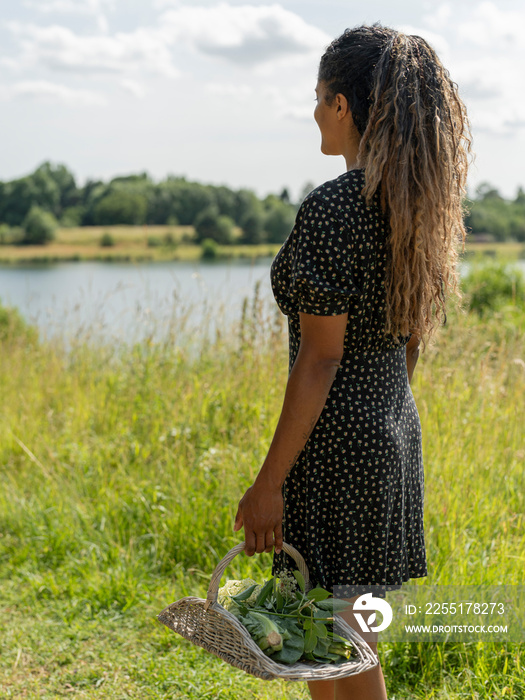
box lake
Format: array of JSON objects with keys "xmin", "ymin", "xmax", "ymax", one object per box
[
  {"xmin": 0, "ymin": 258, "xmax": 276, "ymax": 345},
  {"xmin": 1, "ymin": 257, "xmax": 523, "ymax": 344}
]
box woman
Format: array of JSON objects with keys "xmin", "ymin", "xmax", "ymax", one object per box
[{"xmin": 234, "ymin": 24, "xmax": 471, "ymax": 700}]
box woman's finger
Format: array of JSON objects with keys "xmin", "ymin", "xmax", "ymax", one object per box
[
  {"xmin": 255, "ymin": 532, "xmax": 266, "ymax": 554},
  {"xmin": 264, "ymin": 530, "xmax": 274, "ymax": 553},
  {"xmin": 233, "ymin": 507, "xmax": 243, "ymax": 532},
  {"xmin": 244, "ymin": 530, "xmax": 256, "ymax": 557},
  {"xmin": 274, "ymin": 521, "xmax": 283, "ymax": 554}
]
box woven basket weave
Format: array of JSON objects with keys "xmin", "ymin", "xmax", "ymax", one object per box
[{"xmin": 157, "ymin": 541, "xmax": 379, "ymax": 681}]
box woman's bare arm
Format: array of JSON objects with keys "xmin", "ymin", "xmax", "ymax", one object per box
[
  {"xmin": 233, "ymin": 311, "xmax": 348, "ymax": 557},
  {"xmin": 406, "ymin": 334, "xmax": 420, "ymax": 384}
]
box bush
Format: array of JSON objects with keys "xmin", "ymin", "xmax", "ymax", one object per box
[
  {"xmin": 0, "ymin": 223, "xmax": 19, "ymax": 245},
  {"xmin": 194, "ymin": 207, "xmax": 234, "ymax": 245},
  {"xmin": 461, "ymin": 261, "xmax": 525, "ymax": 315},
  {"xmin": 201, "ymin": 238, "xmax": 219, "ymax": 260},
  {"xmin": 181, "ymin": 231, "xmax": 195, "ymax": 244},
  {"xmin": 21, "ymin": 206, "xmax": 57, "ymax": 245},
  {"xmin": 0, "ymin": 300, "xmax": 38, "ymax": 344},
  {"xmin": 163, "ymin": 231, "xmax": 177, "ymax": 247},
  {"xmin": 147, "ymin": 236, "xmax": 162, "ymax": 247},
  {"xmin": 100, "ymin": 232, "xmax": 115, "ymax": 247},
  {"xmin": 60, "ymin": 206, "xmax": 85, "ymax": 227}
]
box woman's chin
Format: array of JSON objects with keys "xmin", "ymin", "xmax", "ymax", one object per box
[{"xmin": 320, "ymin": 143, "xmax": 341, "ymax": 157}]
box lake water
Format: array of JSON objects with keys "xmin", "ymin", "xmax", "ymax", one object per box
[
  {"xmin": 1, "ymin": 257, "xmax": 523, "ymax": 344},
  {"xmin": 0, "ymin": 258, "xmax": 276, "ymax": 345}
]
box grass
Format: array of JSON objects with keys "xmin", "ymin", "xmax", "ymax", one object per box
[
  {"xmin": 0, "ymin": 224, "xmax": 523, "ymax": 264},
  {"xmin": 462, "ymin": 241, "xmax": 525, "ymax": 261},
  {"xmin": 0, "ymin": 291, "xmax": 524, "ymax": 698},
  {"xmin": 0, "ymin": 225, "xmax": 282, "ymax": 264}
]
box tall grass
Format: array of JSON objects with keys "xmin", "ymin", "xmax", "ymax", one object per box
[{"xmin": 0, "ymin": 289, "xmax": 523, "ymax": 698}]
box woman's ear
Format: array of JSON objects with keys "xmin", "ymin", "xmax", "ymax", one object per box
[{"xmin": 335, "ymin": 92, "xmax": 349, "ymax": 120}]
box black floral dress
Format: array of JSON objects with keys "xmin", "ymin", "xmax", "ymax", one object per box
[{"xmin": 270, "ymin": 169, "xmax": 428, "ymax": 599}]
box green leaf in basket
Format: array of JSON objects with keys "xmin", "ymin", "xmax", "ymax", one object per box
[
  {"xmin": 306, "ymin": 586, "xmax": 331, "ymax": 602},
  {"xmin": 231, "ymin": 583, "xmax": 258, "ymax": 603},
  {"xmin": 314, "ymin": 621, "xmax": 328, "ymax": 638},
  {"xmin": 269, "ymin": 618, "xmax": 304, "ymax": 665},
  {"xmin": 304, "ymin": 626, "xmax": 318, "ymax": 654},
  {"xmin": 315, "ymin": 598, "xmax": 352, "ymax": 613},
  {"xmin": 293, "ymin": 570, "xmax": 305, "ymax": 593},
  {"xmin": 255, "ymin": 578, "xmax": 274, "ymax": 607},
  {"xmin": 282, "ymin": 600, "xmax": 301, "ymax": 614},
  {"xmin": 275, "ymin": 585, "xmax": 284, "ymax": 612},
  {"xmin": 312, "ymin": 635, "xmax": 331, "ymax": 659}
]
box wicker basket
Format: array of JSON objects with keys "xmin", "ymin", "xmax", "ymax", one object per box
[{"xmin": 157, "ymin": 541, "xmax": 379, "ymax": 681}]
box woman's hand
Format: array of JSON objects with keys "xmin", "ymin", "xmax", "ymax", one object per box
[{"xmin": 233, "ymin": 478, "xmax": 284, "ymax": 557}]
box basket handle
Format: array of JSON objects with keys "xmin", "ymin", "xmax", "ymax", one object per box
[{"xmin": 205, "ymin": 541, "xmax": 311, "ymax": 611}]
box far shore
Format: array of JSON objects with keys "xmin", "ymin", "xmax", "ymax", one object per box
[{"xmin": 0, "ymin": 224, "xmax": 523, "ymax": 264}]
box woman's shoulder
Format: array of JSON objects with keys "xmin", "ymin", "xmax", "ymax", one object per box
[
  {"xmin": 302, "ymin": 169, "xmax": 367, "ymax": 212},
  {"xmin": 299, "ymin": 169, "xmax": 383, "ymax": 229}
]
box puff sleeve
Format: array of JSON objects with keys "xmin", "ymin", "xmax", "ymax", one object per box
[{"xmin": 287, "ymin": 195, "xmax": 360, "ymax": 315}]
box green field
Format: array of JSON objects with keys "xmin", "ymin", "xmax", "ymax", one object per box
[
  {"xmin": 0, "ymin": 224, "xmax": 524, "ymax": 263},
  {"xmin": 0, "ymin": 286, "xmax": 524, "ymax": 698},
  {"xmin": 0, "ymin": 225, "xmax": 281, "ymax": 264}
]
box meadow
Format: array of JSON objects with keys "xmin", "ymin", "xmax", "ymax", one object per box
[
  {"xmin": 0, "ymin": 224, "xmax": 524, "ymax": 263},
  {"xmin": 0, "ymin": 272, "xmax": 524, "ymax": 698},
  {"xmin": 0, "ymin": 225, "xmax": 281, "ymax": 264}
]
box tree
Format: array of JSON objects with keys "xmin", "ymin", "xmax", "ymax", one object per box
[
  {"xmin": 194, "ymin": 206, "xmax": 234, "ymax": 244},
  {"xmin": 233, "ymin": 189, "xmax": 261, "ymax": 226},
  {"xmin": 279, "ymin": 187, "xmax": 291, "ymax": 204},
  {"xmin": 22, "ymin": 205, "xmax": 57, "ymax": 244},
  {"xmin": 515, "ymin": 187, "xmax": 525, "ymax": 205},
  {"xmin": 475, "ymin": 182, "xmax": 503, "ymax": 201},
  {"xmin": 264, "ymin": 198, "xmax": 296, "ymax": 243},
  {"xmin": 240, "ymin": 212, "xmax": 266, "ymax": 244},
  {"xmin": 93, "ymin": 190, "xmax": 147, "ymax": 225},
  {"xmin": 35, "ymin": 162, "xmax": 79, "ymax": 211},
  {"xmin": 298, "ymin": 181, "xmax": 316, "ymax": 204}
]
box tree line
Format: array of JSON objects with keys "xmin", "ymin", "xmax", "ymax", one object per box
[
  {"xmin": 465, "ymin": 183, "xmax": 525, "ymax": 242},
  {"xmin": 0, "ymin": 162, "xmax": 306, "ymax": 246},
  {"xmin": 0, "ymin": 162, "xmax": 523, "ymax": 246}
]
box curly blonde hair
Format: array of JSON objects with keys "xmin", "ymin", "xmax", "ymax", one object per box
[{"xmin": 319, "ymin": 24, "xmax": 472, "ymax": 343}]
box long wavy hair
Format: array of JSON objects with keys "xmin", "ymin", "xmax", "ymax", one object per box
[{"xmin": 318, "ymin": 24, "xmax": 472, "ymax": 343}]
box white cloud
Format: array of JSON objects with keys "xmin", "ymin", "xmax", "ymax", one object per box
[
  {"xmin": 6, "ymin": 22, "xmax": 180, "ymax": 77},
  {"xmin": 159, "ymin": 3, "xmax": 330, "ymax": 66},
  {"xmin": 453, "ymin": 57, "xmax": 510, "ymax": 101},
  {"xmin": 120, "ymin": 78, "xmax": 146, "ymax": 99},
  {"xmin": 205, "ymin": 82, "xmax": 253, "ymax": 99},
  {"xmin": 0, "ymin": 80, "xmax": 105, "ymax": 106},
  {"xmin": 281, "ymin": 104, "xmax": 313, "ymax": 122},
  {"xmin": 471, "ymin": 106, "xmax": 525, "ymax": 136},
  {"xmin": 23, "ymin": 0, "xmax": 113, "ymax": 33},
  {"xmin": 0, "ymin": 57, "xmax": 21, "ymax": 71},
  {"xmin": 455, "ymin": 1, "xmax": 525, "ymax": 49},
  {"xmin": 422, "ymin": 3, "xmax": 452, "ymax": 30},
  {"xmin": 23, "ymin": 0, "xmax": 114, "ymax": 10},
  {"xmin": 5, "ymin": 3, "xmax": 328, "ymax": 85}
]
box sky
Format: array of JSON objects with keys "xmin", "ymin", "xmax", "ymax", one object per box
[{"xmin": 0, "ymin": 0, "xmax": 524, "ymax": 200}]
